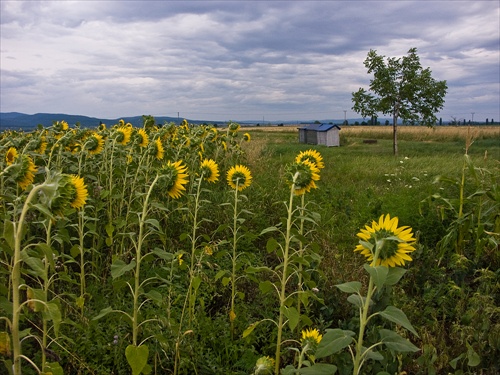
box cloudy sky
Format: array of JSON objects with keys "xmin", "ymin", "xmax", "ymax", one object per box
[{"xmin": 1, "ymin": 0, "xmax": 499, "ymax": 123}]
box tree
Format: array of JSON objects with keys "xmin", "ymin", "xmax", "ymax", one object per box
[{"xmin": 352, "ymin": 48, "xmax": 448, "ymax": 155}]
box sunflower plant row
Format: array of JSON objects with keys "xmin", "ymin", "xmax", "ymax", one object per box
[{"xmin": 1, "ymin": 118, "xmax": 418, "ymax": 375}]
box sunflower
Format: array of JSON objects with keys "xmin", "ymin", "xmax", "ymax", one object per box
[
  {"xmin": 137, "ymin": 128, "xmax": 149, "ymax": 147},
  {"xmin": 243, "ymin": 133, "xmax": 251, "ymax": 142},
  {"xmin": 354, "ymin": 214, "xmax": 416, "ymax": 267},
  {"xmin": 115, "ymin": 126, "xmax": 132, "ymax": 145},
  {"xmin": 296, "ymin": 149, "xmax": 324, "ymax": 169},
  {"xmin": 159, "ymin": 160, "xmax": 189, "ymax": 199},
  {"xmin": 228, "ymin": 122, "xmax": 240, "ymax": 133},
  {"xmin": 69, "ymin": 175, "xmax": 88, "ymax": 209},
  {"xmin": 200, "ymin": 159, "xmax": 220, "ymax": 183},
  {"xmin": 86, "ymin": 133, "xmax": 104, "ymax": 155},
  {"xmin": 285, "ymin": 159, "xmax": 320, "ymax": 196},
  {"xmin": 54, "ymin": 120, "xmax": 69, "ymax": 132},
  {"xmin": 254, "ymin": 356, "xmax": 275, "ymax": 375},
  {"xmin": 301, "ymin": 328, "xmax": 323, "ymax": 348},
  {"xmin": 5, "ymin": 147, "xmax": 18, "ymax": 165},
  {"xmin": 227, "ymin": 165, "xmax": 252, "ymax": 191},
  {"xmin": 35, "ymin": 136, "xmax": 48, "ymax": 155},
  {"xmin": 16, "ymin": 155, "xmax": 37, "ymax": 190},
  {"xmin": 153, "ymin": 138, "xmax": 164, "ymax": 160}
]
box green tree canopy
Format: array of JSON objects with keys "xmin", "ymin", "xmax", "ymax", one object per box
[{"xmin": 352, "ymin": 48, "xmax": 447, "ymax": 155}]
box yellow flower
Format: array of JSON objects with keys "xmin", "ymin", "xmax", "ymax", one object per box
[
  {"xmin": 34, "ymin": 136, "xmax": 48, "ymax": 155},
  {"xmin": 243, "ymin": 132, "xmax": 251, "ymax": 142},
  {"xmin": 154, "ymin": 138, "xmax": 164, "ymax": 160},
  {"xmin": 137, "ymin": 128, "xmax": 149, "ymax": 147},
  {"xmin": 286, "ymin": 159, "xmax": 320, "ymax": 196},
  {"xmin": 301, "ymin": 328, "xmax": 323, "ymax": 346},
  {"xmin": 227, "ymin": 165, "xmax": 252, "ymax": 191},
  {"xmin": 178, "ymin": 253, "xmax": 184, "ymax": 265},
  {"xmin": 116, "ymin": 126, "xmax": 132, "ymax": 145},
  {"xmin": 159, "ymin": 160, "xmax": 189, "ymax": 199},
  {"xmin": 17, "ymin": 155, "xmax": 37, "ymax": 190},
  {"xmin": 86, "ymin": 133, "xmax": 104, "ymax": 155},
  {"xmin": 296, "ymin": 149, "xmax": 324, "ymax": 169},
  {"xmin": 119, "ymin": 119, "xmax": 125, "ymax": 126},
  {"xmin": 204, "ymin": 245, "xmax": 213, "ymax": 255},
  {"xmin": 222, "ymin": 141, "xmax": 227, "ymax": 151},
  {"xmin": 54, "ymin": 120, "xmax": 69, "ymax": 132},
  {"xmin": 200, "ymin": 159, "xmax": 220, "ymax": 183},
  {"xmin": 228, "ymin": 122, "xmax": 240, "ymax": 133},
  {"xmin": 5, "ymin": 147, "xmax": 18, "ymax": 165},
  {"xmin": 355, "ymin": 214, "xmax": 416, "ymax": 267},
  {"xmin": 69, "ymin": 175, "xmax": 88, "ymax": 209}
]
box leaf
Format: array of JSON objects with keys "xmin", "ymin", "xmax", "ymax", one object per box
[
  {"xmin": 144, "ymin": 290, "xmax": 163, "ymax": 306},
  {"xmin": 2, "ymin": 220, "xmax": 15, "ymax": 251},
  {"xmin": 36, "ymin": 243, "xmax": 56, "ymax": 271},
  {"xmin": 125, "ymin": 344, "xmax": 149, "ymax": 375},
  {"xmin": 242, "ymin": 321, "xmax": 261, "ymax": 338},
  {"xmin": 379, "ymin": 306, "xmax": 419, "ymax": 337},
  {"xmin": 144, "ymin": 218, "xmax": 160, "ymax": 231},
  {"xmin": 315, "ymin": 329, "xmax": 355, "ymax": 359},
  {"xmin": 214, "ymin": 269, "xmax": 227, "ymax": 281},
  {"xmin": 43, "ymin": 362, "xmax": 64, "ymax": 375},
  {"xmin": 347, "ymin": 294, "xmax": 367, "ymax": 308},
  {"xmin": 105, "ymin": 222, "xmax": 114, "ymax": 237},
  {"xmin": 466, "ymin": 342, "xmax": 481, "ymax": 367},
  {"xmin": 266, "ymin": 237, "xmax": 278, "ymax": 253},
  {"xmin": 385, "ymin": 267, "xmax": 407, "ymax": 285},
  {"xmin": 111, "ymin": 259, "xmax": 136, "ymax": 279},
  {"xmin": 21, "ymin": 251, "xmax": 46, "ymax": 281},
  {"xmin": 283, "ymin": 306, "xmax": 300, "ymax": 331},
  {"xmin": 260, "ymin": 226, "xmax": 279, "ymax": 235},
  {"xmin": 151, "ymin": 248, "xmax": 173, "ymax": 261},
  {"xmin": 92, "ymin": 306, "xmax": 113, "ymax": 321},
  {"xmin": 335, "ymin": 281, "xmax": 362, "ymax": 294},
  {"xmin": 379, "ymin": 329, "xmax": 419, "ymax": 352},
  {"xmin": 259, "ymin": 280, "xmax": 274, "ymax": 294},
  {"xmin": 192, "ymin": 276, "xmax": 202, "ymax": 291},
  {"xmin": 364, "ymin": 264, "xmax": 388, "ymax": 291},
  {"xmin": 44, "ymin": 302, "xmax": 62, "ymax": 336},
  {"xmin": 299, "ymin": 364, "xmax": 338, "ymax": 374}
]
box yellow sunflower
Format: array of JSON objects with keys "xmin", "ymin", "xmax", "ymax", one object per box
[
  {"xmin": 296, "ymin": 149, "xmax": 324, "ymax": 169},
  {"xmin": 200, "ymin": 159, "xmax": 220, "ymax": 183},
  {"xmin": 154, "ymin": 138, "xmax": 164, "ymax": 160},
  {"xmin": 227, "ymin": 165, "xmax": 252, "ymax": 191},
  {"xmin": 16, "ymin": 155, "xmax": 37, "ymax": 190},
  {"xmin": 355, "ymin": 214, "xmax": 416, "ymax": 267},
  {"xmin": 159, "ymin": 160, "xmax": 189, "ymax": 199},
  {"xmin": 115, "ymin": 126, "xmax": 132, "ymax": 145},
  {"xmin": 86, "ymin": 133, "xmax": 104, "ymax": 155},
  {"xmin": 301, "ymin": 328, "xmax": 323, "ymax": 347},
  {"xmin": 54, "ymin": 120, "xmax": 69, "ymax": 132},
  {"xmin": 243, "ymin": 133, "xmax": 251, "ymax": 142},
  {"xmin": 285, "ymin": 159, "xmax": 320, "ymax": 196},
  {"xmin": 228, "ymin": 122, "xmax": 240, "ymax": 133},
  {"xmin": 69, "ymin": 175, "xmax": 88, "ymax": 209},
  {"xmin": 5, "ymin": 147, "xmax": 18, "ymax": 165},
  {"xmin": 254, "ymin": 356, "xmax": 275, "ymax": 375},
  {"xmin": 35, "ymin": 136, "xmax": 48, "ymax": 155},
  {"xmin": 137, "ymin": 128, "xmax": 149, "ymax": 147}
]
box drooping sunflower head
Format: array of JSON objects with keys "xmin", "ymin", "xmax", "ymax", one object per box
[
  {"xmin": 68, "ymin": 175, "xmax": 88, "ymax": 209},
  {"xmin": 158, "ymin": 160, "xmax": 189, "ymax": 199},
  {"xmin": 115, "ymin": 126, "xmax": 133, "ymax": 145},
  {"xmin": 227, "ymin": 165, "xmax": 252, "ymax": 191},
  {"xmin": 136, "ymin": 128, "xmax": 149, "ymax": 148},
  {"xmin": 228, "ymin": 122, "xmax": 240, "ymax": 133},
  {"xmin": 285, "ymin": 159, "xmax": 320, "ymax": 196},
  {"xmin": 34, "ymin": 136, "xmax": 48, "ymax": 155},
  {"xmin": 49, "ymin": 174, "xmax": 88, "ymax": 213},
  {"xmin": 301, "ymin": 328, "xmax": 323, "ymax": 349},
  {"xmin": 53, "ymin": 120, "xmax": 69, "ymax": 132},
  {"xmin": 354, "ymin": 214, "xmax": 416, "ymax": 267},
  {"xmin": 86, "ymin": 133, "xmax": 105, "ymax": 155},
  {"xmin": 152, "ymin": 138, "xmax": 165, "ymax": 160},
  {"xmin": 15, "ymin": 155, "xmax": 38, "ymax": 190},
  {"xmin": 243, "ymin": 132, "xmax": 251, "ymax": 142},
  {"xmin": 199, "ymin": 159, "xmax": 220, "ymax": 183},
  {"xmin": 5, "ymin": 147, "xmax": 18, "ymax": 165},
  {"xmin": 296, "ymin": 149, "xmax": 324, "ymax": 169},
  {"xmin": 254, "ymin": 356, "xmax": 275, "ymax": 375}
]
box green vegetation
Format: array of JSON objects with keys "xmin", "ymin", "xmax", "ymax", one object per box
[{"xmin": 1, "ymin": 121, "xmax": 499, "ymax": 374}]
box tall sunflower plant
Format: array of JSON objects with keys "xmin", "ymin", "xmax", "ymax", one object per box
[{"xmin": 305, "ymin": 214, "xmax": 420, "ymax": 375}]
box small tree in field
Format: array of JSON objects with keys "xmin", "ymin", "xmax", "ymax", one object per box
[{"xmin": 352, "ymin": 48, "xmax": 447, "ymax": 155}]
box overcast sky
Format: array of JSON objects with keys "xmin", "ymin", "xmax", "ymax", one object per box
[{"xmin": 1, "ymin": 0, "xmax": 499, "ymax": 123}]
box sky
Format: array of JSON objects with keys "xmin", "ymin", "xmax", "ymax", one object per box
[{"xmin": 1, "ymin": 0, "xmax": 499, "ymax": 123}]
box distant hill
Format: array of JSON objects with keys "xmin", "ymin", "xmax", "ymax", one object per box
[{"xmin": 0, "ymin": 112, "xmax": 193, "ymax": 131}]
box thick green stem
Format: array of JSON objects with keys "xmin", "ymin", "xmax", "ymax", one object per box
[
  {"xmin": 296, "ymin": 194, "xmax": 306, "ymax": 334},
  {"xmin": 230, "ymin": 185, "xmax": 239, "ymax": 340}
]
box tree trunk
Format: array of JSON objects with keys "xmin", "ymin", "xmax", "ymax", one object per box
[{"xmin": 393, "ymin": 114, "xmax": 398, "ymax": 156}]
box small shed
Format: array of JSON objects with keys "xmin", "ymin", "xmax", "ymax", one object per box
[{"xmin": 298, "ymin": 123, "xmax": 341, "ymax": 147}]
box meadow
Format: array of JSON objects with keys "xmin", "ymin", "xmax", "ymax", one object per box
[{"xmin": 1, "ymin": 121, "xmax": 499, "ymax": 375}]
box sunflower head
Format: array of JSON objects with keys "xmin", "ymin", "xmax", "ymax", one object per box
[
  {"xmin": 285, "ymin": 159, "xmax": 320, "ymax": 195},
  {"xmin": 243, "ymin": 133, "xmax": 251, "ymax": 142},
  {"xmin": 199, "ymin": 159, "xmax": 220, "ymax": 183},
  {"xmin": 13, "ymin": 155, "xmax": 37, "ymax": 190},
  {"xmin": 5, "ymin": 147, "xmax": 18, "ymax": 165},
  {"xmin": 254, "ymin": 356, "xmax": 275, "ymax": 375},
  {"xmin": 86, "ymin": 133, "xmax": 105, "ymax": 155},
  {"xmin": 301, "ymin": 328, "xmax": 323, "ymax": 350},
  {"xmin": 115, "ymin": 126, "xmax": 133, "ymax": 145},
  {"xmin": 53, "ymin": 120, "xmax": 69, "ymax": 132},
  {"xmin": 136, "ymin": 128, "xmax": 149, "ymax": 147},
  {"xmin": 227, "ymin": 165, "xmax": 252, "ymax": 191},
  {"xmin": 354, "ymin": 214, "xmax": 416, "ymax": 267},
  {"xmin": 296, "ymin": 149, "xmax": 324, "ymax": 169},
  {"xmin": 48, "ymin": 174, "xmax": 88, "ymax": 214},
  {"xmin": 151, "ymin": 138, "xmax": 165, "ymax": 160},
  {"xmin": 34, "ymin": 136, "xmax": 48, "ymax": 155},
  {"xmin": 228, "ymin": 122, "xmax": 240, "ymax": 133},
  {"xmin": 158, "ymin": 160, "xmax": 189, "ymax": 199}
]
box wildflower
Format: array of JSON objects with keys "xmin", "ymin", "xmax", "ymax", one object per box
[
  {"xmin": 137, "ymin": 128, "xmax": 149, "ymax": 147},
  {"xmin": 204, "ymin": 245, "xmax": 213, "ymax": 256},
  {"xmin": 178, "ymin": 253, "xmax": 184, "ymax": 265},
  {"xmin": 296, "ymin": 149, "xmax": 324, "ymax": 169},
  {"xmin": 227, "ymin": 165, "xmax": 252, "ymax": 191},
  {"xmin": 5, "ymin": 147, "xmax": 18, "ymax": 165},
  {"xmin": 354, "ymin": 214, "xmax": 416, "ymax": 267},
  {"xmin": 301, "ymin": 328, "xmax": 322, "ymax": 346},
  {"xmin": 243, "ymin": 133, "xmax": 251, "ymax": 142},
  {"xmin": 285, "ymin": 159, "xmax": 320, "ymax": 196},
  {"xmin": 254, "ymin": 356, "xmax": 274, "ymax": 375},
  {"xmin": 158, "ymin": 160, "xmax": 189, "ymax": 199},
  {"xmin": 200, "ymin": 159, "xmax": 220, "ymax": 183},
  {"xmin": 86, "ymin": 133, "xmax": 104, "ymax": 155},
  {"xmin": 16, "ymin": 155, "xmax": 37, "ymax": 190}
]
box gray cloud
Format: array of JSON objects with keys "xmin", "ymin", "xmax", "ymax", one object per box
[{"xmin": 1, "ymin": 0, "xmax": 499, "ymax": 122}]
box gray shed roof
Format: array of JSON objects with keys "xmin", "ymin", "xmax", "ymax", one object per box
[{"xmin": 297, "ymin": 124, "xmax": 341, "ymax": 131}]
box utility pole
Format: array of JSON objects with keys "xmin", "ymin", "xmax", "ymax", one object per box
[
  {"xmin": 471, "ymin": 112, "xmax": 475, "ymax": 125},
  {"xmin": 343, "ymin": 110, "xmax": 347, "ymax": 125}
]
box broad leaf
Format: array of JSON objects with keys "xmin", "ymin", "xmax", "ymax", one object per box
[
  {"xmin": 315, "ymin": 329, "xmax": 355, "ymax": 359},
  {"xmin": 364, "ymin": 264, "xmax": 388, "ymax": 291},
  {"xmin": 335, "ymin": 281, "xmax": 362, "ymax": 294},
  {"xmin": 111, "ymin": 259, "xmax": 136, "ymax": 279},
  {"xmin": 125, "ymin": 344, "xmax": 149, "ymax": 375},
  {"xmin": 92, "ymin": 306, "xmax": 113, "ymax": 321},
  {"xmin": 379, "ymin": 329, "xmax": 419, "ymax": 352},
  {"xmin": 283, "ymin": 306, "xmax": 300, "ymax": 331},
  {"xmin": 385, "ymin": 267, "xmax": 407, "ymax": 285},
  {"xmin": 242, "ymin": 320, "xmax": 261, "ymax": 338},
  {"xmin": 299, "ymin": 364, "xmax": 337, "ymax": 374},
  {"xmin": 379, "ymin": 306, "xmax": 419, "ymax": 337}
]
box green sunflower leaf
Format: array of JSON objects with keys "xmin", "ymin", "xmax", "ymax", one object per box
[
  {"xmin": 379, "ymin": 329, "xmax": 419, "ymax": 352},
  {"xmin": 385, "ymin": 267, "xmax": 407, "ymax": 285},
  {"xmin": 282, "ymin": 306, "xmax": 300, "ymax": 331},
  {"xmin": 299, "ymin": 364, "xmax": 338, "ymax": 374},
  {"xmin": 335, "ymin": 281, "xmax": 362, "ymax": 294},
  {"xmin": 364, "ymin": 264, "xmax": 388, "ymax": 290},
  {"xmin": 315, "ymin": 328, "xmax": 355, "ymax": 359},
  {"xmin": 125, "ymin": 344, "xmax": 149, "ymax": 375},
  {"xmin": 111, "ymin": 259, "xmax": 136, "ymax": 279},
  {"xmin": 379, "ymin": 306, "xmax": 419, "ymax": 337}
]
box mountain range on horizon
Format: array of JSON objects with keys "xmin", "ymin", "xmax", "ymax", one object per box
[{"xmin": 0, "ymin": 112, "xmax": 363, "ymax": 131}]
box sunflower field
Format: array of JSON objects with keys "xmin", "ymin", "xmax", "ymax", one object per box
[{"xmin": 1, "ymin": 118, "xmax": 499, "ymax": 375}]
